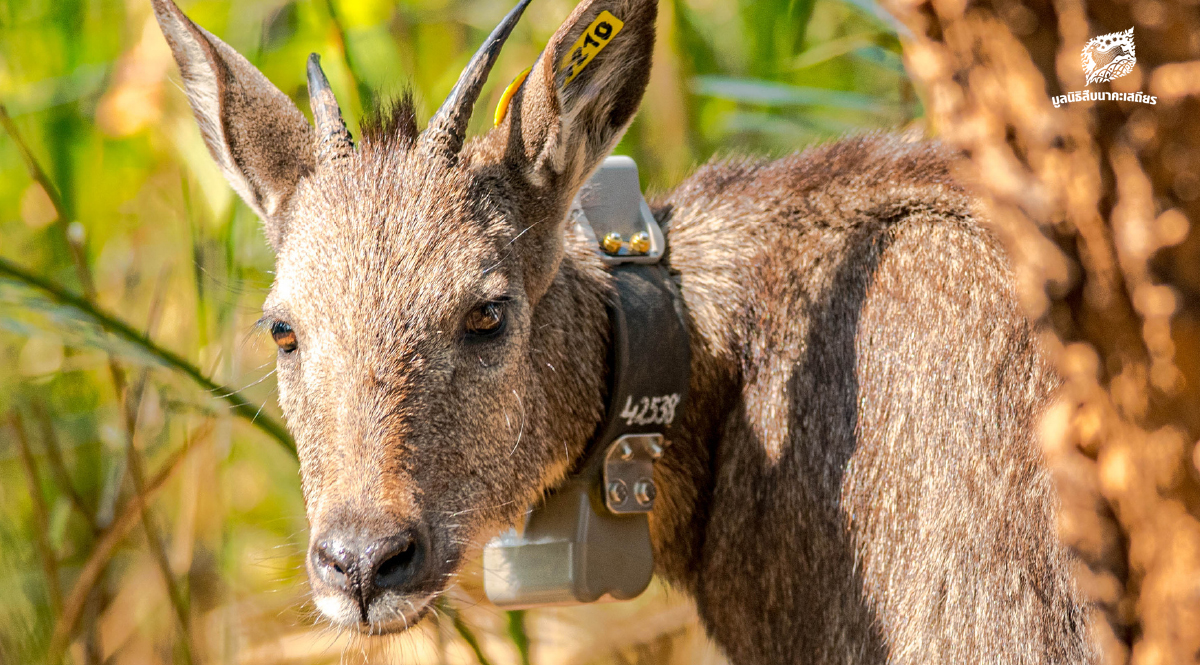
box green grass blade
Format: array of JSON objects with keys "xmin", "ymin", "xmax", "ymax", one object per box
[
  {"xmin": 0, "ymin": 257, "xmax": 295, "ymax": 455},
  {"xmin": 506, "ymin": 610, "xmax": 532, "ymax": 665},
  {"xmin": 692, "ymin": 75, "xmax": 889, "ymax": 113}
]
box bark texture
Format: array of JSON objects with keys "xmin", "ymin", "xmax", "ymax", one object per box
[{"xmin": 880, "ymin": 0, "xmax": 1200, "ymax": 662}]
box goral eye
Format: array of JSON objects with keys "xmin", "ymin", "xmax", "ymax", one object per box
[
  {"xmin": 271, "ymin": 321, "xmax": 298, "ymax": 353},
  {"xmin": 464, "ymin": 301, "xmax": 506, "ymax": 338}
]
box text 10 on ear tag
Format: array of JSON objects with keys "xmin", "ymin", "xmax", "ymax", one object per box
[{"xmin": 560, "ymin": 10, "xmax": 624, "ymax": 86}]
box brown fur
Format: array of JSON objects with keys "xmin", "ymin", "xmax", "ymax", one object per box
[
  {"xmin": 153, "ymin": 0, "xmax": 1095, "ymax": 661},
  {"xmin": 655, "ymin": 140, "xmax": 1092, "ymax": 663}
]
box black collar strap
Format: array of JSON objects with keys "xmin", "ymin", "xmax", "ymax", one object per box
[
  {"xmin": 482, "ymin": 157, "xmax": 690, "ymax": 608},
  {"xmin": 570, "ymin": 157, "xmax": 690, "ymax": 514}
]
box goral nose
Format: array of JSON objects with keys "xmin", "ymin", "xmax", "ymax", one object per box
[{"xmin": 310, "ymin": 527, "xmax": 427, "ymax": 621}]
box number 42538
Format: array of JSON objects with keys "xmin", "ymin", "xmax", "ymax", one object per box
[{"xmin": 620, "ymin": 393, "xmax": 681, "ymax": 427}]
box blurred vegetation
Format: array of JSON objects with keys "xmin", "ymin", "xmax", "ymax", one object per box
[
  {"xmin": 0, "ymin": 0, "xmax": 914, "ymax": 662},
  {"xmin": 884, "ymin": 0, "xmax": 1200, "ymax": 663}
]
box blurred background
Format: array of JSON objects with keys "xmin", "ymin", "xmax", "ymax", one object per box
[{"xmin": 0, "ymin": 0, "xmax": 916, "ymax": 663}]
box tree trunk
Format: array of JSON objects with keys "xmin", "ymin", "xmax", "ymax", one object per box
[{"xmin": 880, "ymin": 0, "xmax": 1200, "ymax": 663}]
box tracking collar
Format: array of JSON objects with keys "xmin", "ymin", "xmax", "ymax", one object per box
[{"xmin": 483, "ymin": 157, "xmax": 691, "ymax": 608}]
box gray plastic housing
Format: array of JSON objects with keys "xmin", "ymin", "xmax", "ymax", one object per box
[{"xmin": 483, "ymin": 475, "xmax": 654, "ymax": 608}]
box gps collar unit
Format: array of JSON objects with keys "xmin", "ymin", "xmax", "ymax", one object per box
[{"xmin": 483, "ymin": 156, "xmax": 691, "ymax": 608}]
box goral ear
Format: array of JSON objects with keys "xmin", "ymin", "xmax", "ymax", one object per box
[
  {"xmin": 152, "ymin": 0, "xmax": 314, "ymax": 249},
  {"xmin": 504, "ymin": 0, "xmax": 656, "ymax": 192},
  {"xmin": 495, "ymin": 0, "xmax": 657, "ymax": 302}
]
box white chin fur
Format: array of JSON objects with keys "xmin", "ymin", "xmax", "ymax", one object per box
[
  {"xmin": 314, "ymin": 594, "xmax": 359, "ymax": 626},
  {"xmin": 314, "ymin": 593, "xmax": 432, "ymax": 632}
]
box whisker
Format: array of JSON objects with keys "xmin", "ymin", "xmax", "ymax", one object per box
[
  {"xmin": 483, "ymin": 220, "xmax": 542, "ymax": 275},
  {"xmin": 508, "ymin": 389, "xmax": 525, "ymax": 457},
  {"xmin": 213, "ymin": 367, "xmax": 277, "ymax": 398},
  {"xmin": 251, "ymin": 386, "xmax": 277, "ymax": 424}
]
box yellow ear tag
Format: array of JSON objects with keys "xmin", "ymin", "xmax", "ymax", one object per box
[
  {"xmin": 560, "ymin": 11, "xmax": 624, "ymax": 86},
  {"xmin": 494, "ymin": 66, "xmax": 532, "ymax": 127}
]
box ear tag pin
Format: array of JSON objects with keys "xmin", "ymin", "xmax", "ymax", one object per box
[{"xmin": 494, "ymin": 66, "xmax": 532, "ymax": 126}]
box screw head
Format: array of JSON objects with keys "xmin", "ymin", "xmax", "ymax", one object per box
[
  {"xmin": 634, "ymin": 479, "xmax": 656, "ymax": 506},
  {"xmin": 617, "ymin": 441, "xmax": 634, "ymax": 460},
  {"xmin": 601, "ymin": 232, "xmax": 623, "ymax": 255},
  {"xmin": 629, "ymin": 231, "xmax": 651, "ymax": 254},
  {"xmin": 648, "ymin": 441, "xmax": 664, "ymax": 460},
  {"xmin": 607, "ymin": 480, "xmax": 628, "ymax": 505}
]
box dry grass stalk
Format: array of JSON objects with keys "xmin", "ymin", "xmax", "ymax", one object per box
[
  {"xmin": 8, "ymin": 410, "xmax": 65, "ymax": 622},
  {"xmin": 50, "ymin": 419, "xmax": 215, "ymax": 662},
  {"xmin": 0, "ymin": 104, "xmax": 95, "ymax": 299},
  {"xmin": 29, "ymin": 400, "xmax": 95, "ymax": 522},
  {"xmin": 11, "ymin": 94, "xmax": 200, "ymax": 659},
  {"xmin": 116, "ymin": 266, "xmax": 196, "ymax": 665}
]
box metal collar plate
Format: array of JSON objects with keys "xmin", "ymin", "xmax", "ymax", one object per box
[
  {"xmin": 603, "ymin": 434, "xmax": 665, "ymax": 514},
  {"xmin": 571, "ymin": 156, "xmax": 665, "ymax": 265}
]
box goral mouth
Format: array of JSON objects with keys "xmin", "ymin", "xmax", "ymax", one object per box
[{"xmin": 353, "ymin": 596, "xmax": 435, "ymax": 635}]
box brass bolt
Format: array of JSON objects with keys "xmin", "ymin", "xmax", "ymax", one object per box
[
  {"xmin": 617, "ymin": 441, "xmax": 634, "ymax": 460},
  {"xmin": 647, "ymin": 441, "xmax": 664, "ymax": 460},
  {"xmin": 601, "ymin": 232, "xmax": 623, "ymax": 255},
  {"xmin": 629, "ymin": 231, "xmax": 651, "ymax": 254}
]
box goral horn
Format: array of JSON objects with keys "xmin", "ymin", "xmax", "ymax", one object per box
[
  {"xmin": 307, "ymin": 53, "xmax": 354, "ymax": 165},
  {"xmin": 419, "ymin": 0, "xmax": 533, "ymax": 160}
]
